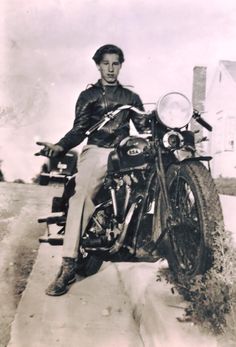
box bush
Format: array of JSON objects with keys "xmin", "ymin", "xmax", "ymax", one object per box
[
  {"xmin": 13, "ymin": 179, "xmax": 25, "ymax": 184},
  {"xmin": 215, "ymin": 177, "xmax": 236, "ymax": 196},
  {"xmin": 163, "ymin": 229, "xmax": 236, "ymax": 344}
]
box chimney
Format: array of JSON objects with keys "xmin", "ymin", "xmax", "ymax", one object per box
[
  {"xmin": 191, "ymin": 66, "xmax": 207, "ymax": 151},
  {"xmin": 192, "ymin": 66, "xmax": 207, "ymax": 112}
]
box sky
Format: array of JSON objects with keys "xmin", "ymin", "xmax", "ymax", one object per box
[{"xmin": 0, "ymin": 0, "xmax": 236, "ymax": 181}]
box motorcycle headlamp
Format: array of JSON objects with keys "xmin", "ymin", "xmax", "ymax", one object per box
[{"xmin": 156, "ymin": 92, "xmax": 193, "ymax": 129}]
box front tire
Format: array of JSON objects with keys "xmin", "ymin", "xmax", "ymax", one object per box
[{"xmin": 161, "ymin": 161, "xmax": 224, "ymax": 281}]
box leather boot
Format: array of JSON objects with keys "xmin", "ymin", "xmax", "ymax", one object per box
[{"xmin": 45, "ymin": 257, "xmax": 76, "ymax": 296}]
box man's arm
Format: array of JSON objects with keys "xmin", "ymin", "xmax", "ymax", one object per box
[
  {"xmin": 130, "ymin": 93, "xmax": 148, "ymax": 133},
  {"xmin": 56, "ymin": 90, "xmax": 93, "ymax": 152}
]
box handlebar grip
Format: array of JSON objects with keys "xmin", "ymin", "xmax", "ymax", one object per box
[
  {"xmin": 193, "ymin": 111, "xmax": 212, "ymax": 132},
  {"xmin": 195, "ymin": 116, "xmax": 212, "ymax": 132},
  {"xmin": 85, "ymin": 118, "xmax": 107, "ymax": 136}
]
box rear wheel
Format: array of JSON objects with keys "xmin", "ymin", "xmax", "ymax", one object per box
[
  {"xmin": 161, "ymin": 161, "xmax": 224, "ymax": 281},
  {"xmin": 51, "ymin": 197, "xmax": 64, "ymax": 212},
  {"xmin": 51, "ymin": 177, "xmax": 76, "ymax": 213},
  {"xmin": 39, "ymin": 174, "xmax": 50, "ymax": 186}
]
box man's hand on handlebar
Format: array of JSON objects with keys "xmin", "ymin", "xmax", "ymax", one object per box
[{"xmin": 35, "ymin": 142, "xmax": 64, "ymax": 158}]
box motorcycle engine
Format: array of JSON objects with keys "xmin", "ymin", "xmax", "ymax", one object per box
[
  {"xmin": 82, "ymin": 206, "xmax": 120, "ymax": 248},
  {"xmin": 83, "ymin": 137, "xmax": 149, "ymax": 250}
]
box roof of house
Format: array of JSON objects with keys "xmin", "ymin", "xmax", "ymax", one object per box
[{"xmin": 220, "ymin": 60, "xmax": 236, "ymax": 83}]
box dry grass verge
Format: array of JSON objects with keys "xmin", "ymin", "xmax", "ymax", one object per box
[
  {"xmin": 162, "ymin": 230, "xmax": 236, "ymax": 346},
  {"xmin": 214, "ymin": 177, "xmax": 236, "ymax": 196}
]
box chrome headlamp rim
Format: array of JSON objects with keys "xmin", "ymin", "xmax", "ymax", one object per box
[
  {"xmin": 162, "ymin": 130, "xmax": 184, "ymax": 150},
  {"xmin": 156, "ymin": 92, "xmax": 193, "ymax": 129}
]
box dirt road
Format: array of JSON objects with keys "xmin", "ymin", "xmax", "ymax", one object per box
[{"xmin": 0, "ymin": 182, "xmax": 62, "ymax": 347}]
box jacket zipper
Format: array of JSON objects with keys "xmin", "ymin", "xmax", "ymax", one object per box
[{"xmin": 102, "ymin": 86, "xmax": 109, "ymax": 114}]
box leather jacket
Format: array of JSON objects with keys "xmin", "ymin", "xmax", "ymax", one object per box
[{"xmin": 57, "ymin": 80, "xmax": 147, "ymax": 151}]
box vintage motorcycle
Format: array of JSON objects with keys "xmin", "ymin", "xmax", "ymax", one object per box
[{"xmin": 36, "ymin": 92, "xmax": 225, "ymax": 282}]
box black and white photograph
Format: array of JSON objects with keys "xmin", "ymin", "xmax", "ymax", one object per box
[{"xmin": 0, "ymin": 1, "xmax": 236, "ymax": 346}]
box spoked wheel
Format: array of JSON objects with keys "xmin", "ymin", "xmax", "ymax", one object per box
[
  {"xmin": 161, "ymin": 161, "xmax": 224, "ymax": 281},
  {"xmin": 168, "ymin": 176, "xmax": 204, "ymax": 275}
]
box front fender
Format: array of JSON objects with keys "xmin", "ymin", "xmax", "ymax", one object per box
[
  {"xmin": 182, "ymin": 156, "xmax": 212, "ymax": 162},
  {"xmin": 173, "ymin": 146, "xmax": 212, "ymax": 162}
]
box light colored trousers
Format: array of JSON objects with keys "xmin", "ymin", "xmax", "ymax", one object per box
[{"xmin": 62, "ymin": 145, "xmax": 112, "ymax": 258}]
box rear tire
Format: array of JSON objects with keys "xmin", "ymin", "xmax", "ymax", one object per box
[
  {"xmin": 161, "ymin": 161, "xmax": 224, "ymax": 281},
  {"xmin": 51, "ymin": 197, "xmax": 64, "ymax": 212},
  {"xmin": 39, "ymin": 174, "xmax": 50, "ymax": 186}
]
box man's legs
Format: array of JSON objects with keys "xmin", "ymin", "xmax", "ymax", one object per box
[
  {"xmin": 62, "ymin": 145, "xmax": 112, "ymax": 258},
  {"xmin": 46, "ymin": 145, "xmax": 112, "ymax": 296}
]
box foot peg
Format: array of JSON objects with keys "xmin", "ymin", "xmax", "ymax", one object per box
[
  {"xmin": 38, "ymin": 212, "xmax": 66, "ymax": 225},
  {"xmin": 39, "ymin": 234, "xmax": 64, "ymax": 245},
  {"xmin": 39, "ymin": 222, "xmax": 65, "ymax": 246}
]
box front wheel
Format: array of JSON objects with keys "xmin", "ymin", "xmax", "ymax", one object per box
[{"xmin": 161, "ymin": 161, "xmax": 224, "ymax": 281}]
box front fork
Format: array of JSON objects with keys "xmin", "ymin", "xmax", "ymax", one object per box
[
  {"xmin": 155, "ymin": 145, "xmax": 173, "ymax": 220},
  {"xmin": 153, "ymin": 146, "xmax": 178, "ymax": 248},
  {"xmin": 129, "ymin": 149, "xmax": 174, "ymax": 253}
]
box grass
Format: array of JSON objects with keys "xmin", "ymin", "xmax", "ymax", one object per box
[
  {"xmin": 162, "ymin": 177, "xmax": 236, "ymax": 344},
  {"xmin": 163, "ymin": 229, "xmax": 236, "ymax": 346}
]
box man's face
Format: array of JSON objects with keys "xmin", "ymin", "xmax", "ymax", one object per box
[{"xmin": 97, "ymin": 53, "xmax": 122, "ymax": 85}]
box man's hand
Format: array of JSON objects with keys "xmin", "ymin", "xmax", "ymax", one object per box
[{"xmin": 35, "ymin": 142, "xmax": 64, "ymax": 158}]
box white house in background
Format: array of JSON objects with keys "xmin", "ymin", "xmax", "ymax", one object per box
[{"xmin": 205, "ymin": 60, "xmax": 236, "ymax": 177}]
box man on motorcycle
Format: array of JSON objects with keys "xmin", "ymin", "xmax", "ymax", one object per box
[{"xmin": 43, "ymin": 44, "xmax": 147, "ymax": 296}]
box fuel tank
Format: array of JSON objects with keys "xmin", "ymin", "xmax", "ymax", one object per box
[{"xmin": 107, "ymin": 136, "xmax": 149, "ymax": 173}]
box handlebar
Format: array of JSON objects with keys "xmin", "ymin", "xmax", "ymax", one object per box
[
  {"xmin": 85, "ymin": 105, "xmax": 147, "ymax": 136},
  {"xmin": 35, "ymin": 105, "xmax": 148, "ymax": 157},
  {"xmin": 88, "ymin": 105, "xmax": 213, "ymax": 134},
  {"xmin": 192, "ymin": 110, "xmax": 212, "ymax": 132},
  {"xmin": 35, "ymin": 104, "xmax": 213, "ymax": 158}
]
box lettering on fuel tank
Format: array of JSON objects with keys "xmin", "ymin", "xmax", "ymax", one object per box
[{"xmin": 127, "ymin": 148, "xmax": 142, "ymax": 156}]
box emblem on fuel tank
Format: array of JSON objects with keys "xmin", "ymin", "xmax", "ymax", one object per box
[{"xmin": 127, "ymin": 148, "xmax": 142, "ymax": 156}]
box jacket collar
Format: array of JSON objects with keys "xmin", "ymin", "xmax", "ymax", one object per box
[{"xmin": 94, "ymin": 79, "xmax": 121, "ymax": 89}]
